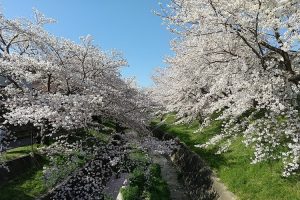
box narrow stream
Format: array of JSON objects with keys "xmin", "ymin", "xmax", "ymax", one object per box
[{"xmin": 152, "ymin": 153, "xmax": 190, "ymax": 200}]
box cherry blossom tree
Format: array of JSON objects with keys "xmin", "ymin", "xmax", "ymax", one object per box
[
  {"xmin": 0, "ymin": 10, "xmax": 153, "ymax": 189},
  {"xmin": 153, "ymin": 0, "xmax": 300, "ymax": 176},
  {"xmin": 0, "ymin": 9, "xmax": 151, "ymax": 134}
]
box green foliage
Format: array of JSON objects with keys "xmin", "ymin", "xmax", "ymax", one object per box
[
  {"xmin": 152, "ymin": 114, "xmax": 300, "ymax": 200},
  {"xmin": 147, "ymin": 164, "xmax": 170, "ymax": 200},
  {"xmin": 0, "ymin": 122, "xmax": 116, "ymax": 200},
  {"xmin": 0, "ymin": 133, "xmax": 93, "ymax": 199},
  {"xmin": 218, "ymin": 138, "xmax": 300, "ymax": 200},
  {"xmin": 87, "ymin": 129, "xmax": 110, "ymax": 143},
  {"xmin": 129, "ymin": 169, "xmax": 146, "ymax": 188},
  {"xmin": 122, "ymin": 169, "xmax": 145, "ymax": 200},
  {"xmin": 121, "ymin": 186, "xmax": 140, "ymax": 200},
  {"xmin": 129, "ymin": 150, "xmax": 149, "ymax": 163},
  {"xmin": 128, "ymin": 149, "xmax": 150, "ymax": 170},
  {"xmin": 149, "ymin": 163, "xmax": 161, "ymax": 178},
  {"xmin": 122, "ymin": 164, "xmax": 170, "ymax": 200}
]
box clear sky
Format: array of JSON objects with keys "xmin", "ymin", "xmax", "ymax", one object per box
[{"xmin": 0, "ymin": 0, "xmax": 173, "ymax": 87}]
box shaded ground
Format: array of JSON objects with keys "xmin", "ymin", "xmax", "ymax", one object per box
[{"xmin": 8, "ymin": 137, "xmax": 32, "ymax": 149}]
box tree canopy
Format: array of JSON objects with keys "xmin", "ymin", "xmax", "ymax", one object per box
[{"xmin": 152, "ymin": 0, "xmax": 300, "ymax": 176}]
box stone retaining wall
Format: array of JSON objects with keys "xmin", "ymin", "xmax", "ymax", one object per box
[
  {"xmin": 39, "ymin": 156, "xmax": 113, "ymax": 200},
  {"xmin": 39, "ymin": 138, "xmax": 129, "ymax": 200},
  {"xmin": 170, "ymin": 144, "xmax": 217, "ymax": 200},
  {"xmin": 152, "ymin": 126, "xmax": 236, "ymax": 200}
]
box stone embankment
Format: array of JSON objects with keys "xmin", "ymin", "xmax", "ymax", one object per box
[
  {"xmin": 39, "ymin": 134, "xmax": 129, "ymax": 200},
  {"xmin": 152, "ymin": 125, "xmax": 237, "ymax": 200}
]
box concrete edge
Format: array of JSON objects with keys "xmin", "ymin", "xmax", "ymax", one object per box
[
  {"xmin": 116, "ymin": 185, "xmax": 126, "ymax": 200},
  {"xmin": 152, "ymin": 123, "xmax": 238, "ymax": 200},
  {"xmin": 212, "ymin": 175, "xmax": 238, "ymax": 200}
]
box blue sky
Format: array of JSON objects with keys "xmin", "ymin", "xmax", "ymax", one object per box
[{"xmin": 0, "ymin": 0, "xmax": 173, "ymax": 87}]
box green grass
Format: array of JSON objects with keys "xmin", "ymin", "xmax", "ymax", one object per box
[
  {"xmin": 121, "ymin": 168, "xmax": 146, "ymax": 200},
  {"xmin": 129, "ymin": 150, "xmax": 149, "ymax": 164},
  {"xmin": 152, "ymin": 114, "xmax": 300, "ymax": 200},
  {"xmin": 146, "ymin": 164, "xmax": 170, "ymax": 200},
  {"xmin": 2, "ymin": 144, "xmax": 39, "ymax": 161},
  {"xmin": 87, "ymin": 129, "xmax": 111, "ymax": 143},
  {"xmin": 0, "ymin": 127, "xmax": 113, "ymax": 200},
  {"xmin": 0, "ymin": 148, "xmax": 90, "ymax": 200},
  {"xmin": 0, "ymin": 143, "xmax": 88, "ymax": 200},
  {"xmin": 127, "ymin": 149, "xmax": 151, "ymax": 172},
  {"xmin": 121, "ymin": 164, "xmax": 170, "ymax": 200},
  {"xmin": 0, "ymin": 168, "xmax": 46, "ymax": 200},
  {"xmin": 121, "ymin": 185, "xmax": 140, "ymax": 200}
]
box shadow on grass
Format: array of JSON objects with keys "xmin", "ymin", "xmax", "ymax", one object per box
[
  {"xmin": 151, "ymin": 122, "xmax": 228, "ymax": 170},
  {"xmin": 0, "ymin": 155, "xmax": 48, "ymax": 200},
  {"xmin": 152, "ymin": 116, "xmax": 300, "ymax": 200},
  {"xmin": 285, "ymin": 172, "xmax": 300, "ymax": 184},
  {"xmin": 0, "ymin": 190, "xmax": 34, "ymax": 200},
  {"xmin": 0, "ymin": 167, "xmax": 46, "ymax": 200},
  {"xmin": 191, "ymin": 147, "xmax": 228, "ymax": 170},
  {"xmin": 6, "ymin": 149, "xmax": 32, "ymax": 155}
]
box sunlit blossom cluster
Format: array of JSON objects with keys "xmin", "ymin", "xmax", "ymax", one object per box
[
  {"xmin": 153, "ymin": 0, "xmax": 300, "ymax": 176},
  {"xmin": 0, "ymin": 9, "xmax": 154, "ymax": 197},
  {"xmin": 0, "ymin": 10, "xmax": 152, "ymax": 135}
]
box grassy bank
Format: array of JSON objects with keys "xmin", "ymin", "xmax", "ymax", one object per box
[
  {"xmin": 151, "ymin": 115, "xmax": 300, "ymax": 200},
  {"xmin": 2, "ymin": 144, "xmax": 39, "ymax": 161},
  {"xmin": 0, "ymin": 128, "xmax": 113, "ymax": 200},
  {"xmin": 0, "ymin": 164, "xmax": 46, "ymax": 200}
]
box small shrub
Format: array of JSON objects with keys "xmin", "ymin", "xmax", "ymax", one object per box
[
  {"xmin": 121, "ymin": 186, "xmax": 140, "ymax": 200},
  {"xmin": 129, "ymin": 169, "xmax": 145, "ymax": 188}
]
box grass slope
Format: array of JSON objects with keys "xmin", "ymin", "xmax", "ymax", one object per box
[
  {"xmin": 151, "ymin": 115, "xmax": 300, "ymax": 200},
  {"xmin": 3, "ymin": 144, "xmax": 39, "ymax": 161},
  {"xmin": 0, "ymin": 128, "xmax": 113, "ymax": 200},
  {"xmin": 0, "ymin": 168, "xmax": 46, "ymax": 200}
]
